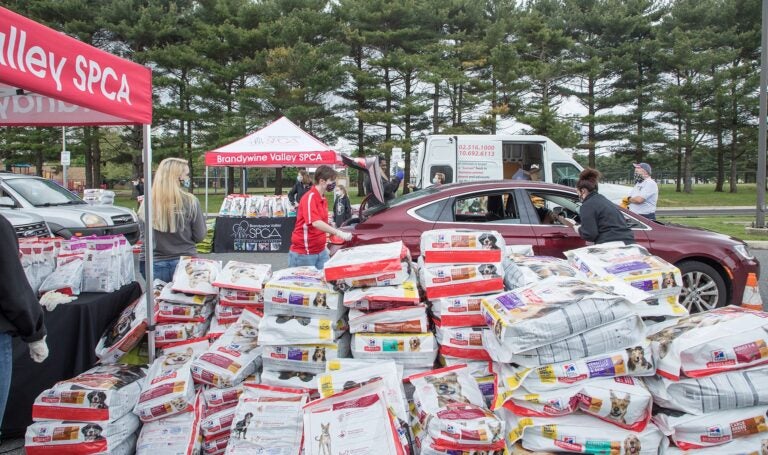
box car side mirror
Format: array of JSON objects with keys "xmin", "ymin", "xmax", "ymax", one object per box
[{"xmin": 0, "ymin": 196, "xmax": 15, "ymax": 208}]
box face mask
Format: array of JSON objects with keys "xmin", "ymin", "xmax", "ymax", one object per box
[
  {"xmin": 325, "ymin": 181, "xmax": 337, "ymax": 192},
  {"xmin": 432, "ymin": 177, "xmax": 440, "ymax": 184},
  {"xmin": 634, "ymin": 173, "xmax": 644, "ymax": 184},
  {"xmin": 181, "ymin": 178, "xmax": 191, "ymax": 188},
  {"xmin": 297, "ymin": 175, "xmax": 303, "ymax": 182}
]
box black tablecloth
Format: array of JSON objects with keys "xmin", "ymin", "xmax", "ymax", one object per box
[
  {"xmin": 213, "ymin": 216, "xmax": 296, "ymax": 253},
  {"xmin": 0, "ymin": 282, "xmax": 142, "ymax": 437}
]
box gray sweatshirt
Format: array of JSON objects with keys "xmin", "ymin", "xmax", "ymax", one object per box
[{"xmin": 139, "ymin": 197, "xmax": 207, "ymax": 261}]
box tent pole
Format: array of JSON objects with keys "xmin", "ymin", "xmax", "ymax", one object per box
[
  {"xmin": 205, "ymin": 166, "xmax": 209, "ymax": 216},
  {"xmin": 142, "ymin": 124, "xmax": 156, "ymax": 363}
]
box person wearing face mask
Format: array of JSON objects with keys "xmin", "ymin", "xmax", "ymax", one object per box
[
  {"xmin": 558, "ymin": 168, "xmax": 635, "ymax": 245},
  {"xmin": 138, "ymin": 157, "xmax": 207, "ymax": 282},
  {"xmin": 288, "ymin": 169, "xmax": 313, "ymax": 207},
  {"xmin": 289, "ymin": 165, "xmax": 353, "ymax": 269},
  {"xmin": 333, "ymin": 184, "xmax": 352, "ymax": 228},
  {"xmin": 628, "ymin": 162, "xmax": 658, "ymax": 221}
]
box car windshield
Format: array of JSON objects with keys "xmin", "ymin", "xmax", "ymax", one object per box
[{"xmin": 5, "ymin": 178, "xmax": 83, "ymax": 207}]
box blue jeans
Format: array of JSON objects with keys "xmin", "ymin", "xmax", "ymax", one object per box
[
  {"xmin": 139, "ymin": 258, "xmax": 180, "ymax": 283},
  {"xmin": 288, "ymin": 249, "xmax": 330, "ymax": 270},
  {"xmin": 0, "ymin": 332, "xmax": 12, "ymax": 433}
]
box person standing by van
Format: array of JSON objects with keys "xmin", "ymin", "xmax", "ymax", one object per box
[
  {"xmin": 628, "ymin": 163, "xmax": 658, "ymax": 221},
  {"xmin": 512, "ymin": 164, "xmax": 541, "ymax": 181}
]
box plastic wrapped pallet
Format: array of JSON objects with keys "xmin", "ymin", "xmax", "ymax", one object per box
[
  {"xmin": 430, "ymin": 296, "xmax": 486, "ymax": 328},
  {"xmin": 26, "ymin": 412, "xmax": 140, "ymax": 455},
  {"xmin": 653, "ymin": 405, "xmax": 768, "ymax": 450},
  {"xmin": 323, "ymin": 241, "xmax": 412, "ymax": 290},
  {"xmin": 419, "ymin": 229, "xmax": 505, "ymax": 264},
  {"xmin": 95, "ymin": 294, "xmax": 148, "ymax": 364},
  {"xmin": 263, "ymin": 266, "xmax": 343, "ymax": 319},
  {"xmin": 135, "ymin": 392, "xmax": 203, "ymax": 455},
  {"xmin": 419, "ymin": 259, "xmax": 504, "ymax": 299},
  {"xmin": 348, "ymin": 306, "xmax": 428, "ymax": 333},
  {"xmin": 262, "ymin": 335, "xmax": 349, "ymax": 374},
  {"xmin": 352, "ymin": 332, "xmax": 437, "ymax": 368}
]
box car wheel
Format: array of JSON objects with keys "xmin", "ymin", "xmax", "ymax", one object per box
[{"xmin": 677, "ymin": 260, "xmax": 727, "ymax": 313}]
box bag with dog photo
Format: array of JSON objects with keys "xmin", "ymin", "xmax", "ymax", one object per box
[
  {"xmin": 191, "ymin": 308, "xmax": 263, "ymax": 388},
  {"xmin": 32, "ymin": 364, "xmax": 146, "ymax": 423},
  {"xmin": 201, "ymin": 400, "xmax": 238, "ymax": 441},
  {"xmin": 435, "ymin": 326, "xmax": 490, "ymax": 361},
  {"xmin": 95, "ymin": 294, "xmax": 149, "ymax": 364},
  {"xmin": 260, "ymin": 369, "xmax": 319, "ymax": 392},
  {"xmin": 503, "ymin": 256, "xmax": 583, "ymax": 290},
  {"xmin": 219, "ymin": 288, "xmax": 264, "ymax": 308},
  {"xmin": 342, "ymin": 272, "xmax": 421, "ymax": 311},
  {"xmin": 351, "ymin": 332, "xmax": 438, "ymax": 368},
  {"xmin": 172, "ymin": 257, "xmax": 222, "ymax": 296},
  {"xmin": 323, "ymin": 241, "xmax": 411, "ymax": 285},
  {"xmin": 653, "ymin": 405, "xmax": 768, "ymax": 450},
  {"xmin": 136, "ymin": 391, "xmax": 203, "ymax": 455},
  {"xmin": 501, "ymin": 410, "xmax": 666, "ymax": 455},
  {"xmin": 263, "ymin": 266, "xmax": 343, "ymax": 319},
  {"xmin": 156, "ymin": 300, "xmax": 215, "ymax": 323},
  {"xmin": 226, "ymin": 384, "xmax": 307, "ymax": 455},
  {"xmin": 214, "ymin": 304, "xmax": 244, "ymax": 325},
  {"xmin": 212, "ymin": 261, "xmax": 272, "ymax": 292},
  {"xmin": 348, "ymin": 306, "xmax": 428, "ymax": 334},
  {"xmin": 420, "ymin": 229, "xmax": 505, "ymax": 264},
  {"xmin": 418, "ymin": 259, "xmax": 504, "ymax": 300},
  {"xmin": 25, "ymin": 413, "xmax": 140, "ymax": 455},
  {"xmin": 431, "ymin": 296, "xmax": 487, "ymax": 328},
  {"xmin": 262, "ymin": 336, "xmax": 349, "ymax": 374},
  {"xmin": 258, "ymin": 314, "xmax": 343, "ymax": 346},
  {"xmin": 154, "ymin": 320, "xmax": 212, "ymax": 347}
]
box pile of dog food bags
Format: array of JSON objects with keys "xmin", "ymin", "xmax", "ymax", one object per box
[{"xmin": 218, "ymin": 194, "xmax": 293, "ymax": 218}]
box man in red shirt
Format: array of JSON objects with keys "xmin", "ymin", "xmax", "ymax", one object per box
[{"xmin": 289, "ymin": 165, "xmax": 352, "ymax": 269}]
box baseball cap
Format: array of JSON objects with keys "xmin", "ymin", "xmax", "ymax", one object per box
[
  {"xmin": 633, "ymin": 162, "xmax": 652, "ymax": 175},
  {"xmin": 530, "ymin": 164, "xmax": 540, "ymax": 172}
]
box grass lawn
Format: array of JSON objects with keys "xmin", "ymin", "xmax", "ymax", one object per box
[
  {"xmin": 657, "ymin": 183, "xmax": 757, "ymax": 207},
  {"xmin": 658, "ymin": 215, "xmax": 766, "ymax": 241}
]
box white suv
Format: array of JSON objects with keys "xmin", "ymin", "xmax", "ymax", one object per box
[{"xmin": 0, "ymin": 209, "xmax": 51, "ymax": 238}]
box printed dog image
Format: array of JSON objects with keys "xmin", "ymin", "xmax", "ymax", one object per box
[
  {"xmin": 231, "ymin": 320, "xmax": 260, "ymax": 350},
  {"xmin": 424, "ymin": 372, "xmax": 469, "ymax": 408},
  {"xmin": 316, "ymin": 422, "xmax": 332, "ymax": 455},
  {"xmin": 312, "ymin": 347, "xmax": 326, "ymax": 362},
  {"xmin": 277, "ymin": 371, "xmax": 315, "ymax": 382},
  {"xmin": 342, "ymin": 376, "xmax": 382, "ymax": 391},
  {"xmin": 103, "ymin": 310, "xmax": 135, "ymax": 348},
  {"xmin": 494, "ymin": 319, "xmax": 504, "ymax": 340},
  {"xmin": 81, "ymin": 423, "xmax": 104, "ymax": 442},
  {"xmin": 232, "ymin": 412, "xmax": 253, "ymax": 440},
  {"xmin": 528, "ymin": 263, "xmax": 577, "ymax": 280},
  {"xmin": 478, "ymin": 264, "xmax": 499, "ymax": 279},
  {"xmin": 184, "ymin": 261, "xmax": 213, "ymax": 289},
  {"xmin": 761, "ymin": 438, "xmax": 768, "ymax": 455},
  {"xmin": 160, "ymin": 347, "xmax": 193, "ymax": 375},
  {"xmin": 608, "ymin": 391, "xmax": 630, "ymax": 424},
  {"xmin": 478, "ymin": 233, "xmax": 500, "ymax": 250},
  {"xmin": 648, "ymin": 315, "xmax": 722, "ymax": 358},
  {"xmin": 661, "ymin": 272, "xmax": 677, "ymax": 289},
  {"xmin": 489, "ymin": 421, "xmax": 503, "ymax": 442},
  {"xmin": 623, "ymin": 434, "xmax": 641, "ymax": 454},
  {"xmin": 409, "ymin": 337, "xmax": 421, "ymax": 352},
  {"xmin": 231, "ymin": 266, "xmax": 261, "ymax": 283},
  {"xmin": 86, "ymin": 391, "xmax": 108, "ymax": 409},
  {"xmin": 626, "ymin": 346, "xmax": 653, "ymax": 372},
  {"xmin": 313, "ymin": 292, "xmax": 329, "ymax": 309}
]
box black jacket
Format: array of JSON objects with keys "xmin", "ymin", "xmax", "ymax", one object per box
[
  {"xmin": 0, "ymin": 216, "xmax": 46, "ymax": 342},
  {"xmin": 363, "ymin": 175, "xmax": 401, "ymax": 206},
  {"xmin": 288, "ymin": 182, "xmax": 312, "ymax": 205},
  {"xmin": 578, "ymin": 191, "xmax": 635, "ymax": 245},
  {"xmin": 333, "ymin": 195, "xmax": 352, "ymax": 227}
]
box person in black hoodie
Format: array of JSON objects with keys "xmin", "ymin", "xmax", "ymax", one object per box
[
  {"xmin": 288, "ymin": 170, "xmax": 313, "ymax": 208},
  {"xmin": 0, "ymin": 215, "xmax": 49, "ymax": 426},
  {"xmin": 558, "ymin": 168, "xmax": 635, "ymax": 245},
  {"xmin": 333, "ymin": 184, "xmax": 352, "ymax": 227}
]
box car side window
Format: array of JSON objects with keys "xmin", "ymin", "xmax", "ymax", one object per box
[
  {"xmin": 524, "ymin": 190, "xmax": 581, "ymax": 225},
  {"xmin": 454, "ymin": 192, "xmax": 520, "ymax": 224}
]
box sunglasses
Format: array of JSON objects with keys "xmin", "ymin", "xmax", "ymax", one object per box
[
  {"xmin": 275, "ymin": 315, "xmax": 311, "ymax": 326},
  {"xmin": 278, "ymin": 371, "xmax": 315, "ymax": 382}
]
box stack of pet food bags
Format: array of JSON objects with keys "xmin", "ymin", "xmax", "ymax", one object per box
[
  {"xmin": 483, "ymin": 271, "xmax": 668, "ymax": 453},
  {"xmin": 218, "ymin": 194, "xmax": 292, "ymax": 218},
  {"xmin": 419, "ymin": 229, "xmax": 506, "ymax": 403},
  {"xmin": 210, "ymin": 261, "xmax": 270, "ymax": 338},
  {"xmin": 259, "ymin": 266, "xmax": 347, "ymax": 392},
  {"xmin": 644, "ymin": 306, "xmax": 768, "ymax": 453},
  {"xmin": 325, "ymin": 241, "xmax": 435, "ymax": 378},
  {"xmin": 26, "ymin": 364, "xmax": 147, "ymax": 454},
  {"xmin": 154, "ymin": 257, "xmax": 221, "ymax": 348}
]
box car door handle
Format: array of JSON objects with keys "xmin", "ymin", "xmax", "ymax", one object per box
[{"xmin": 542, "ymin": 232, "xmax": 568, "ymax": 238}]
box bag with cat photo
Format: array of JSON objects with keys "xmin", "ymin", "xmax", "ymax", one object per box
[
  {"xmin": 212, "ymin": 261, "xmax": 272, "ymax": 292},
  {"xmin": 171, "ymin": 256, "xmax": 222, "ymax": 296}
]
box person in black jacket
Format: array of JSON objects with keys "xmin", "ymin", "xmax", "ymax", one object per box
[
  {"xmin": 288, "ymin": 170, "xmax": 313, "ymax": 207},
  {"xmin": 0, "ymin": 215, "xmax": 49, "ymax": 425},
  {"xmin": 558, "ymin": 168, "xmax": 635, "ymax": 245},
  {"xmin": 333, "ymin": 184, "xmax": 352, "ymax": 227}
]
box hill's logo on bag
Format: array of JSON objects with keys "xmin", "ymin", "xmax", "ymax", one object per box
[
  {"xmin": 706, "ymin": 426, "xmax": 723, "ymax": 438},
  {"xmin": 711, "ymin": 350, "xmax": 727, "ymax": 363},
  {"xmin": 563, "ymin": 364, "xmax": 578, "ymax": 377}
]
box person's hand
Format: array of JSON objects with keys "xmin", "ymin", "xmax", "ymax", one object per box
[
  {"xmin": 621, "ymin": 196, "xmax": 631, "ymax": 209},
  {"xmin": 395, "ymin": 170, "xmax": 404, "ymax": 180},
  {"xmin": 29, "ymin": 336, "xmax": 49, "ymax": 363},
  {"xmin": 336, "ymin": 230, "xmax": 353, "ymax": 242}
]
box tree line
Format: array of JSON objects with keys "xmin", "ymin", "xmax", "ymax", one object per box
[{"xmin": 1, "ymin": 0, "xmax": 761, "ymax": 194}]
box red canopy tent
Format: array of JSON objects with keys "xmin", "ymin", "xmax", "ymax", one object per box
[{"xmin": 0, "ymin": 6, "xmax": 159, "ymax": 357}]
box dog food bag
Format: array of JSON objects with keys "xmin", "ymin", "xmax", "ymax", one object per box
[
  {"xmin": 419, "ymin": 259, "xmax": 504, "ymax": 300},
  {"xmin": 431, "ymin": 296, "xmax": 487, "ymax": 328},
  {"xmin": 495, "ymin": 343, "xmax": 656, "ymax": 394},
  {"xmin": 25, "ymin": 412, "xmax": 140, "ymax": 455},
  {"xmin": 262, "ymin": 337, "xmax": 349, "ymax": 374},
  {"xmin": 647, "ymin": 306, "xmax": 768, "ymax": 380},
  {"xmin": 481, "ymin": 277, "xmax": 637, "ymax": 354},
  {"xmin": 154, "ymin": 320, "xmax": 212, "ymax": 347},
  {"xmin": 653, "ymin": 405, "xmax": 768, "ymax": 450},
  {"xmin": 201, "ymin": 400, "xmax": 238, "ymax": 441},
  {"xmin": 483, "ymin": 315, "xmax": 646, "ymax": 367},
  {"xmin": 348, "ymin": 305, "xmax": 428, "ymax": 334},
  {"xmin": 212, "ymin": 261, "xmax": 271, "ymax": 292},
  {"xmin": 258, "ymin": 314, "xmax": 345, "ymax": 345},
  {"xmin": 352, "ymin": 332, "xmax": 438, "ymax": 368},
  {"xmin": 136, "ymin": 392, "xmax": 204, "ymax": 455},
  {"xmin": 408, "ymin": 365, "xmax": 486, "ymax": 412},
  {"xmin": 420, "ymin": 229, "xmax": 505, "ymax": 264},
  {"xmin": 160, "ymin": 281, "xmax": 216, "ymax": 306},
  {"xmin": 435, "ymin": 326, "xmax": 490, "ymax": 361},
  {"xmin": 503, "ymin": 256, "xmax": 584, "ymax": 290},
  {"xmin": 260, "ymin": 369, "xmax": 319, "ymax": 391},
  {"xmin": 95, "ymin": 294, "xmax": 149, "ymax": 364},
  {"xmin": 39, "ymin": 253, "xmax": 84, "ymax": 296},
  {"xmin": 172, "ymin": 257, "xmax": 222, "ymax": 296},
  {"xmin": 208, "ymin": 317, "xmax": 233, "ymax": 341},
  {"xmin": 325, "ymin": 357, "xmax": 405, "ymax": 378},
  {"xmin": 303, "ymin": 380, "xmax": 407, "ymax": 455},
  {"xmin": 324, "ymin": 240, "xmax": 409, "ymax": 281},
  {"xmin": 660, "ymin": 432, "xmax": 768, "ymax": 454},
  {"xmin": 32, "ymin": 364, "xmax": 146, "ymax": 423},
  {"xmin": 214, "ymin": 304, "xmax": 244, "ymax": 325},
  {"xmin": 263, "ymin": 266, "xmax": 343, "ymax": 319},
  {"xmin": 82, "ymin": 237, "xmax": 120, "ymax": 293},
  {"xmin": 191, "ymin": 308, "xmax": 263, "ymax": 388},
  {"xmin": 342, "ymin": 274, "xmax": 421, "ymax": 311},
  {"xmin": 645, "ymin": 365, "xmax": 768, "ymax": 415},
  {"xmin": 156, "ymin": 300, "xmax": 215, "ymax": 323},
  {"xmin": 219, "ymin": 288, "xmax": 264, "ymax": 308},
  {"xmin": 501, "ymin": 410, "xmax": 666, "ymax": 455},
  {"xmin": 202, "ymin": 434, "xmax": 229, "ymax": 455},
  {"xmin": 203, "ymin": 383, "xmax": 244, "ymax": 409}
]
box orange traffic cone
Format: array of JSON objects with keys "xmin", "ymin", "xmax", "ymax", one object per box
[{"xmin": 741, "ymin": 273, "xmax": 764, "ymax": 311}]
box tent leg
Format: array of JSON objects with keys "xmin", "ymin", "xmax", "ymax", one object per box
[
  {"xmin": 205, "ymin": 166, "xmax": 209, "ymax": 216},
  {"xmin": 142, "ymin": 124, "xmax": 156, "ymax": 364}
]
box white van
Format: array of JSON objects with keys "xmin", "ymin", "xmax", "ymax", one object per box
[{"xmin": 412, "ymin": 134, "xmax": 630, "ymax": 203}]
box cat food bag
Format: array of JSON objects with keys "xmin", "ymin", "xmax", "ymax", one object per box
[
  {"xmin": 156, "ymin": 301, "xmax": 214, "ymax": 323},
  {"xmin": 419, "ymin": 259, "xmax": 504, "ymax": 300},
  {"xmin": 495, "ymin": 343, "xmax": 655, "ymax": 394},
  {"xmin": 219, "ymin": 288, "xmax": 264, "ymax": 308},
  {"xmin": 352, "ymin": 332, "xmax": 438, "ymax": 368},
  {"xmin": 212, "ymin": 261, "xmax": 271, "ymax": 292},
  {"xmin": 500, "ymin": 377, "xmax": 653, "ymax": 431},
  {"xmin": 503, "ymin": 256, "xmax": 583, "ymax": 290},
  {"xmin": 647, "ymin": 306, "xmax": 768, "ymax": 380},
  {"xmin": 136, "ymin": 391, "xmax": 203, "ymax": 455},
  {"xmin": 225, "ymin": 384, "xmax": 308, "ymax": 455},
  {"xmin": 214, "ymin": 304, "xmax": 244, "ymax": 325},
  {"xmin": 191, "ymin": 308, "xmax": 263, "ymax": 388},
  {"xmin": 342, "ymin": 272, "xmax": 421, "ymax": 311},
  {"xmin": 258, "ymin": 314, "xmax": 344, "ymax": 345},
  {"xmin": 653, "ymin": 405, "xmax": 768, "ymax": 450},
  {"xmin": 260, "ymin": 369, "xmax": 319, "ymax": 391},
  {"xmin": 483, "ymin": 315, "xmax": 646, "ymax": 367},
  {"xmin": 154, "ymin": 320, "xmax": 211, "ymax": 347},
  {"xmin": 435, "ymin": 326, "xmax": 490, "ymax": 361},
  {"xmin": 39, "ymin": 253, "xmax": 84, "ymax": 296},
  {"xmin": 660, "ymin": 432, "xmax": 768, "ymax": 454},
  {"xmin": 481, "ymin": 277, "xmax": 638, "ymax": 353},
  {"xmin": 645, "ymin": 364, "xmax": 768, "ymax": 415},
  {"xmin": 201, "ymin": 401, "xmax": 237, "ymax": 441},
  {"xmin": 303, "ymin": 380, "xmax": 406, "ymax": 455},
  {"xmin": 263, "ymin": 266, "xmax": 343, "ymax": 319},
  {"xmin": 348, "ymin": 305, "xmax": 428, "ymax": 334},
  {"xmin": 501, "ymin": 410, "xmax": 665, "ymax": 454},
  {"xmin": 160, "ymin": 281, "xmax": 216, "ymax": 306},
  {"xmin": 323, "ymin": 241, "xmax": 412, "ymax": 289},
  {"xmin": 172, "ymin": 257, "xmax": 221, "ymax": 296},
  {"xmin": 25, "ymin": 412, "xmax": 140, "ymax": 455},
  {"xmin": 95, "ymin": 294, "xmax": 149, "ymax": 364},
  {"xmin": 262, "ymin": 336, "xmax": 349, "ymax": 374},
  {"xmin": 32, "ymin": 365, "xmax": 146, "ymax": 423},
  {"xmin": 431, "ymin": 296, "xmax": 487, "ymax": 328},
  {"xmin": 420, "ymin": 229, "xmax": 505, "ymax": 264}
]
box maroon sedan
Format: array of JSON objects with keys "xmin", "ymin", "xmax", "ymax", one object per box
[{"xmin": 332, "ymin": 177, "xmax": 759, "ymax": 313}]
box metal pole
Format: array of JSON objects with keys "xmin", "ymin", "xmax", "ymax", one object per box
[
  {"xmin": 142, "ymin": 124, "xmax": 156, "ymax": 363},
  {"xmin": 61, "ymin": 127, "xmax": 67, "ymax": 190},
  {"xmin": 758, "ymin": 0, "xmax": 768, "ymax": 228},
  {"xmin": 205, "ymin": 166, "xmax": 209, "ymax": 216}
]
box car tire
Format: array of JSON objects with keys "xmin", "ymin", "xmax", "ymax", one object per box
[{"xmin": 677, "ymin": 260, "xmax": 727, "ymax": 313}]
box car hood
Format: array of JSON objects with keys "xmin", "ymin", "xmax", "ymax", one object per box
[
  {"xmin": 342, "ymin": 154, "xmax": 386, "ymax": 204},
  {"xmin": 659, "ymin": 220, "xmax": 746, "ymax": 245},
  {"xmin": 0, "ymin": 208, "xmax": 46, "ymax": 225},
  {"xmin": 32, "ymin": 204, "xmax": 135, "ymax": 227}
]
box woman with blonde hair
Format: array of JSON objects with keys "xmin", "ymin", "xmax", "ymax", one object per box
[{"xmin": 138, "ymin": 157, "xmax": 207, "ymax": 282}]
